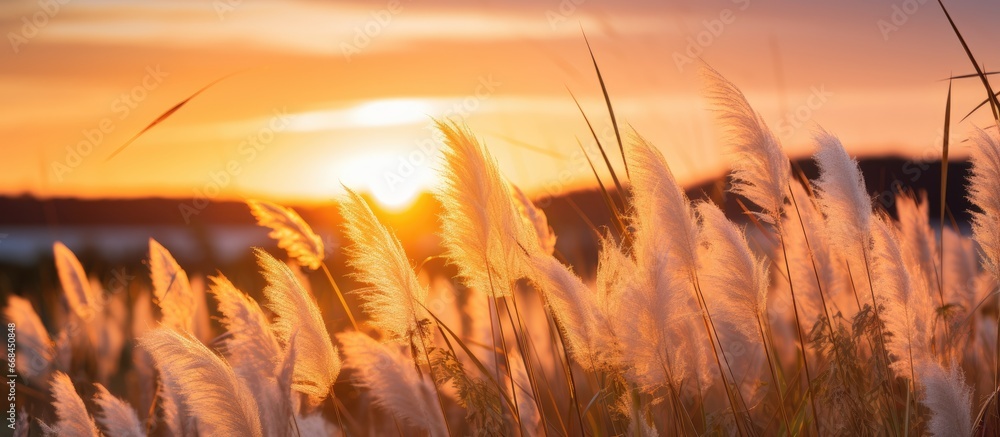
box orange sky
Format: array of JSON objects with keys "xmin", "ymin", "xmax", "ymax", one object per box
[{"xmin": 2, "ymin": 0, "xmax": 999, "ymax": 210}]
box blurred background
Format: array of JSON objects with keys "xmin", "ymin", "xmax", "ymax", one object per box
[{"xmin": 1, "ymin": 0, "xmax": 998, "ymax": 295}]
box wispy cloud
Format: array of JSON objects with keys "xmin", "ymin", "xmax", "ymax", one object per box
[{"xmin": 19, "ymin": 0, "xmax": 664, "ymax": 55}]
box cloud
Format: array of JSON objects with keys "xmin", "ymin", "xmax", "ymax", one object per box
[{"xmin": 12, "ymin": 0, "xmax": 666, "ymax": 56}]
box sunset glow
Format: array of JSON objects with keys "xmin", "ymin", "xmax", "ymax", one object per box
[
  {"xmin": 3, "ymin": 0, "xmax": 1000, "ymax": 204},
  {"xmin": 5, "ymin": 1, "xmax": 1000, "ymax": 435}
]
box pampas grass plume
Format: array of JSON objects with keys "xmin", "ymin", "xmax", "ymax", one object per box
[
  {"xmin": 53, "ymin": 242, "xmax": 99, "ymax": 321},
  {"xmin": 42, "ymin": 372, "xmax": 100, "ymax": 437},
  {"xmin": 93, "ymin": 383, "xmax": 145, "ymax": 437},
  {"xmin": 248, "ymin": 199, "xmax": 326, "ymax": 270},
  {"xmin": 338, "ymin": 187, "xmax": 430, "ymax": 345},
  {"xmin": 338, "ymin": 331, "xmax": 447, "ymax": 437},
  {"xmin": 703, "ymin": 65, "xmax": 790, "ymax": 223},
  {"xmin": 148, "ymin": 238, "xmax": 195, "ymax": 332},
  {"xmin": 140, "ymin": 328, "xmax": 263, "ymax": 437},
  {"xmin": 433, "ymin": 120, "xmax": 533, "ymax": 296},
  {"xmin": 256, "ymin": 249, "xmax": 341, "ymax": 405},
  {"xmin": 968, "ymin": 128, "xmax": 1000, "ymax": 278}
]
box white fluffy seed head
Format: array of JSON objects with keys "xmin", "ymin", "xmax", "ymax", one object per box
[{"xmin": 703, "ymin": 65, "xmax": 791, "ymax": 224}]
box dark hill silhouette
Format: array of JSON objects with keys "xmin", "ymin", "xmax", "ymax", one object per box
[
  {"xmin": 0, "ymin": 156, "xmax": 973, "ymax": 228},
  {"xmin": 0, "ymin": 156, "xmax": 975, "ymax": 296}
]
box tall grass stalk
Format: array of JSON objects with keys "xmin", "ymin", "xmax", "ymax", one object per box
[{"xmin": 706, "ymin": 65, "xmax": 818, "ymax": 434}]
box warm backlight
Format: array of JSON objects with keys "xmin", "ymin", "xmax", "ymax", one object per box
[{"xmin": 336, "ymin": 151, "xmax": 432, "ymax": 212}]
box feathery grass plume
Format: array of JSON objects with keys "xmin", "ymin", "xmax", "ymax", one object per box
[
  {"xmin": 511, "ymin": 183, "xmax": 556, "ymax": 255},
  {"xmin": 812, "ymin": 129, "xmax": 894, "ymax": 419},
  {"xmin": 591, "ymin": 237, "xmax": 633, "ymax": 368},
  {"xmin": 918, "ymin": 359, "xmax": 973, "ymax": 437},
  {"xmin": 526, "ymin": 253, "xmax": 600, "ymax": 366},
  {"xmin": 895, "ymin": 193, "xmax": 940, "ymax": 297},
  {"xmin": 782, "ymin": 181, "xmax": 845, "ymax": 325},
  {"xmin": 615, "ymin": 272, "xmax": 692, "ymax": 392},
  {"xmin": 620, "ymin": 272, "xmax": 704, "ymax": 393},
  {"xmin": 813, "ymin": 129, "xmax": 873, "ymax": 254},
  {"xmin": 625, "ymin": 134, "xmax": 698, "ymax": 271},
  {"xmin": 620, "ymin": 134, "xmax": 710, "ymax": 390},
  {"xmin": 434, "ymin": 120, "xmax": 533, "ymax": 297},
  {"xmin": 3, "ymin": 296, "xmax": 55, "ymax": 381},
  {"xmin": 248, "ymin": 199, "xmax": 326, "ymax": 270},
  {"xmin": 968, "ymin": 128, "xmax": 1000, "ymax": 278},
  {"xmin": 41, "ymin": 372, "xmax": 100, "ymax": 437},
  {"xmin": 140, "ymin": 328, "xmax": 263, "ymax": 437},
  {"xmin": 942, "ymin": 227, "xmax": 979, "ymax": 319},
  {"xmin": 157, "ymin": 384, "xmax": 185, "ymax": 437},
  {"xmin": 338, "ymin": 187, "xmax": 431, "ymax": 347},
  {"xmin": 871, "ymin": 215, "xmax": 932, "ymax": 380},
  {"xmin": 148, "ymin": 238, "xmax": 195, "ymax": 332},
  {"xmin": 287, "ymin": 258, "xmax": 315, "ymax": 294},
  {"xmin": 338, "ymin": 331, "xmax": 447, "ymax": 437},
  {"xmin": 256, "ymin": 249, "xmax": 341, "ymax": 405},
  {"xmin": 703, "ymin": 65, "xmax": 790, "ymax": 224},
  {"xmin": 93, "ymin": 383, "xmax": 145, "ymax": 437},
  {"xmin": 208, "ymin": 274, "xmax": 282, "ymax": 384},
  {"xmin": 208, "ymin": 273, "xmax": 293, "ymax": 435},
  {"xmin": 696, "ymin": 202, "xmax": 768, "ymax": 343},
  {"xmin": 273, "ymin": 333, "xmax": 299, "ymax": 437},
  {"xmin": 53, "ymin": 242, "xmax": 99, "ymax": 320}
]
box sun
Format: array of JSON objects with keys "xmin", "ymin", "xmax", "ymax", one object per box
[
  {"xmin": 367, "ymin": 179, "xmax": 424, "ymax": 211},
  {"xmin": 336, "ymin": 152, "xmax": 433, "ymax": 212}
]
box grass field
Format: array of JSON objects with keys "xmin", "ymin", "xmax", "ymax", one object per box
[{"xmin": 5, "ymin": 1, "xmax": 1000, "ymax": 436}]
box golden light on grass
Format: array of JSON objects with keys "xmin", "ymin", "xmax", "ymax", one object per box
[{"xmin": 10, "ymin": 2, "xmax": 1000, "ymax": 435}]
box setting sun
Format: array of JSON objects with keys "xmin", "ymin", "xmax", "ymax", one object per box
[
  {"xmin": 367, "ymin": 178, "xmax": 425, "ymax": 211},
  {"xmin": 335, "ymin": 151, "xmax": 433, "ymax": 212}
]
